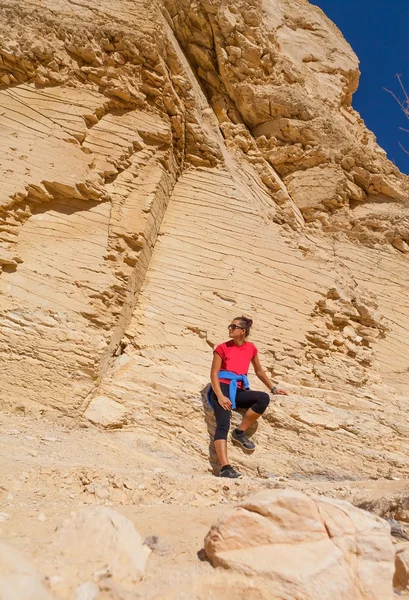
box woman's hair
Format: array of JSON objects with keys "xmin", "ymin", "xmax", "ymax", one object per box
[{"xmin": 235, "ymin": 316, "xmax": 253, "ymax": 337}]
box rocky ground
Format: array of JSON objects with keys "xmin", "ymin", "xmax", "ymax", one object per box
[{"xmin": 2, "ymin": 411, "xmax": 409, "ymax": 598}]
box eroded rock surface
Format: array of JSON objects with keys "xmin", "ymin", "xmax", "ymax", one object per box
[
  {"xmin": 205, "ymin": 489, "xmax": 395, "ymax": 599},
  {"xmin": 1, "ymin": 0, "xmax": 409, "ymax": 485}
]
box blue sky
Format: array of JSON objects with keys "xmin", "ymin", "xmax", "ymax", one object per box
[{"xmin": 312, "ymin": 0, "xmax": 409, "ymax": 174}]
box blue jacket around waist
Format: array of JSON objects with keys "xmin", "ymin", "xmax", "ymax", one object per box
[{"xmin": 207, "ymin": 371, "xmax": 250, "ymax": 410}]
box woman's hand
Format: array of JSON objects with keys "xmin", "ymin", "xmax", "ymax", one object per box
[
  {"xmin": 272, "ymin": 388, "xmax": 288, "ymax": 396},
  {"xmin": 218, "ymin": 395, "xmax": 232, "ymax": 410}
]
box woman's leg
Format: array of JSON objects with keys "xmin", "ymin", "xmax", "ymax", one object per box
[
  {"xmin": 235, "ymin": 390, "xmax": 270, "ymax": 432},
  {"xmin": 214, "ymin": 439, "xmax": 229, "ymax": 467},
  {"xmin": 211, "ymin": 384, "xmax": 231, "ymax": 467},
  {"xmin": 212, "ymin": 402, "xmax": 242, "ymax": 477},
  {"xmin": 238, "ymin": 408, "xmax": 262, "ymax": 431}
]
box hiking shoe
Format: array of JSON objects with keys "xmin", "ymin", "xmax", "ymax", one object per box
[
  {"xmin": 220, "ymin": 465, "xmax": 242, "ymax": 479},
  {"xmin": 231, "ymin": 428, "xmax": 256, "ymax": 451}
]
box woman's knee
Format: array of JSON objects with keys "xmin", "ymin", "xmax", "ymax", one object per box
[
  {"xmin": 212, "ymin": 399, "xmax": 230, "ymax": 441},
  {"xmin": 214, "ymin": 424, "xmax": 229, "ymax": 441},
  {"xmin": 255, "ymin": 392, "xmax": 270, "ymax": 414}
]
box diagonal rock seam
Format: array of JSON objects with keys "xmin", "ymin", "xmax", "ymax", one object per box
[{"xmin": 86, "ymin": 13, "xmax": 226, "ymax": 405}]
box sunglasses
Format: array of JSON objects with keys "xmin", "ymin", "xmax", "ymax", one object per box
[{"xmin": 228, "ymin": 324, "xmax": 244, "ymax": 331}]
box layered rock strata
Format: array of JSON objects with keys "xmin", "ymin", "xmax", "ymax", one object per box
[{"xmin": 1, "ymin": 0, "xmax": 409, "ymax": 478}]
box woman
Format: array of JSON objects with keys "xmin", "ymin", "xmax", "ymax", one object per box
[{"xmin": 209, "ymin": 316, "xmax": 287, "ymax": 478}]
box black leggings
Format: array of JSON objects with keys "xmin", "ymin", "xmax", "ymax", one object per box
[{"xmin": 211, "ymin": 382, "xmax": 270, "ymax": 441}]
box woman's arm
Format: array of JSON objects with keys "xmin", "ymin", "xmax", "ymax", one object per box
[
  {"xmin": 210, "ymin": 353, "xmax": 232, "ymax": 410},
  {"xmin": 251, "ymin": 354, "xmax": 288, "ymax": 395}
]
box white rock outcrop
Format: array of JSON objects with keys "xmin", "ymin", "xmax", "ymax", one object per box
[
  {"xmin": 85, "ymin": 395, "xmax": 128, "ymax": 428},
  {"xmin": 205, "ymin": 489, "xmax": 395, "ymax": 599},
  {"xmin": 46, "ymin": 507, "xmax": 150, "ymax": 597}
]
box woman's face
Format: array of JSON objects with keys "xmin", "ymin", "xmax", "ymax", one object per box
[{"xmin": 228, "ymin": 320, "xmax": 246, "ymax": 340}]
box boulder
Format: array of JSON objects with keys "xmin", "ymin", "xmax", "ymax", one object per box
[
  {"xmin": 48, "ymin": 507, "xmax": 150, "ymax": 596},
  {"xmin": 0, "ymin": 541, "xmax": 52, "ymax": 600},
  {"xmin": 205, "ymin": 489, "xmax": 395, "ymax": 599},
  {"xmin": 85, "ymin": 396, "xmax": 128, "ymax": 428}
]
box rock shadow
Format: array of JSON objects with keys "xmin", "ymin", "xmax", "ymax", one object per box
[{"xmin": 197, "ymin": 548, "xmax": 210, "ymax": 563}]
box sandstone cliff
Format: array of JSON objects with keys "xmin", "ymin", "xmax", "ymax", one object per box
[{"xmin": 1, "ymin": 0, "xmax": 409, "ymax": 482}]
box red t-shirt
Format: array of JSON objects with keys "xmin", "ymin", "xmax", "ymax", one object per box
[{"xmin": 214, "ymin": 340, "xmax": 258, "ymax": 388}]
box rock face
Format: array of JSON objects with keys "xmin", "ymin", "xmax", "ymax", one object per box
[
  {"xmin": 45, "ymin": 507, "xmax": 150, "ymax": 598},
  {"xmin": 204, "ymin": 489, "xmax": 395, "ymax": 599},
  {"xmin": 1, "ymin": 0, "xmax": 409, "ymax": 479},
  {"xmin": 0, "ymin": 541, "xmax": 52, "ymax": 600}
]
